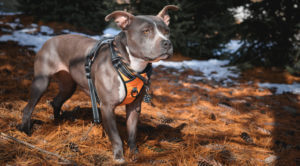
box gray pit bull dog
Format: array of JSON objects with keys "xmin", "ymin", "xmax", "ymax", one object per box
[{"xmin": 18, "ymin": 5, "xmax": 179, "ymax": 163}]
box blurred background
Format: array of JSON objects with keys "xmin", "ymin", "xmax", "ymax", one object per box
[{"xmin": 1, "ymin": 0, "xmax": 299, "ymax": 73}]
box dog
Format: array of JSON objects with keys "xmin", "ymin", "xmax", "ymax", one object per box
[{"xmin": 18, "ymin": 5, "xmax": 179, "ymax": 163}]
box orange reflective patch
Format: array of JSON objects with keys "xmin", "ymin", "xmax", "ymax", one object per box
[{"xmin": 119, "ymin": 73, "xmax": 147, "ymax": 105}]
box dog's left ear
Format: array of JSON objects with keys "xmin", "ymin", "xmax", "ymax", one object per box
[
  {"xmin": 105, "ymin": 11, "xmax": 134, "ymax": 29},
  {"xmin": 157, "ymin": 5, "xmax": 179, "ymax": 26}
]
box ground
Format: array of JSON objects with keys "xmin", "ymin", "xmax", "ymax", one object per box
[{"xmin": 0, "ymin": 14, "xmax": 300, "ymax": 166}]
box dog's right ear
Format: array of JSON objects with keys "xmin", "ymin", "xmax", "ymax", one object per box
[
  {"xmin": 105, "ymin": 11, "xmax": 134, "ymax": 29},
  {"xmin": 157, "ymin": 5, "xmax": 179, "ymax": 26}
]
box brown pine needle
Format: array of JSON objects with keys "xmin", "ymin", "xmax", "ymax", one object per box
[{"xmin": 0, "ymin": 132, "xmax": 74, "ymax": 165}]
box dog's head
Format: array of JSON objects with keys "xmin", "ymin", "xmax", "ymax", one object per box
[{"xmin": 105, "ymin": 5, "xmax": 179, "ymax": 62}]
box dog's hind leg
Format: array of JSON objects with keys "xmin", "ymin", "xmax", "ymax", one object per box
[
  {"xmin": 18, "ymin": 49, "xmax": 56, "ymax": 135},
  {"xmin": 18, "ymin": 75, "xmax": 50, "ymax": 135},
  {"xmin": 50, "ymin": 71, "xmax": 76, "ymax": 120}
]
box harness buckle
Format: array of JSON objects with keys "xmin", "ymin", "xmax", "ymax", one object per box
[{"xmin": 131, "ymin": 87, "xmax": 139, "ymax": 97}]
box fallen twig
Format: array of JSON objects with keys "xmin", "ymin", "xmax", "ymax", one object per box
[{"xmin": 0, "ymin": 132, "xmax": 74, "ymax": 165}]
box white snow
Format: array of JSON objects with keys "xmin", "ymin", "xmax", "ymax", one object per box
[
  {"xmin": 61, "ymin": 28, "xmax": 119, "ymax": 39},
  {"xmin": 0, "ymin": 28, "xmax": 51, "ymax": 52},
  {"xmin": 0, "ymin": 11, "xmax": 22, "ymax": 16},
  {"xmin": 187, "ymin": 75, "xmax": 203, "ymax": 81},
  {"xmin": 0, "ymin": 25, "xmax": 118, "ymax": 52},
  {"xmin": 258, "ymin": 82, "xmax": 300, "ymax": 95},
  {"xmin": 30, "ymin": 23, "xmax": 38, "ymax": 28},
  {"xmin": 153, "ymin": 59, "xmax": 239, "ymax": 82},
  {"xmin": 40, "ymin": 25, "xmax": 54, "ymax": 35},
  {"xmin": 103, "ymin": 28, "xmax": 120, "ymax": 36},
  {"xmin": 4, "ymin": 22, "xmax": 21, "ymax": 29},
  {"xmin": 225, "ymin": 40, "xmax": 242, "ymax": 53}
]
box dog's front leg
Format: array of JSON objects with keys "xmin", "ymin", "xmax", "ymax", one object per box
[
  {"xmin": 100, "ymin": 104, "xmax": 124, "ymax": 163},
  {"xmin": 126, "ymin": 101, "xmax": 141, "ymax": 154}
]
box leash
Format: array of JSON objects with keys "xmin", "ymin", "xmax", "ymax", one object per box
[{"xmin": 85, "ymin": 37, "xmax": 114, "ymax": 123}]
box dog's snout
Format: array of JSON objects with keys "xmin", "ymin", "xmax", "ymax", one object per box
[{"xmin": 161, "ymin": 40, "xmax": 171, "ymax": 50}]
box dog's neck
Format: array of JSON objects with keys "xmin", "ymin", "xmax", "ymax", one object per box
[{"xmin": 114, "ymin": 32, "xmax": 149, "ymax": 73}]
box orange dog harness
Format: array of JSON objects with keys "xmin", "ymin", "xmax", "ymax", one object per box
[{"xmin": 118, "ymin": 72, "xmax": 148, "ymax": 105}]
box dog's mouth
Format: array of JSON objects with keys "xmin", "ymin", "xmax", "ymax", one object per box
[
  {"xmin": 159, "ymin": 53, "xmax": 170, "ymax": 59},
  {"xmin": 144, "ymin": 53, "xmax": 172, "ymax": 62}
]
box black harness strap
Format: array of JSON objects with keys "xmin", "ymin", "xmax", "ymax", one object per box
[{"xmin": 85, "ymin": 37, "xmax": 114, "ymax": 123}]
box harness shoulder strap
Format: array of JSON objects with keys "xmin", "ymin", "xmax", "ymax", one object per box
[{"xmin": 85, "ymin": 37, "xmax": 114, "ymax": 123}]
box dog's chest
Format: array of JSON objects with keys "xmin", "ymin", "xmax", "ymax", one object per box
[{"xmin": 117, "ymin": 75, "xmax": 126, "ymax": 102}]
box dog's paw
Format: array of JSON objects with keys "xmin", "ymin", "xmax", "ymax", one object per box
[
  {"xmin": 129, "ymin": 147, "xmax": 139, "ymax": 162},
  {"xmin": 113, "ymin": 158, "xmax": 126, "ymax": 165},
  {"xmin": 16, "ymin": 124, "xmax": 32, "ymax": 136}
]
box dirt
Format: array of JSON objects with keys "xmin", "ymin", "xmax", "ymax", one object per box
[{"xmin": 0, "ymin": 15, "xmax": 300, "ymax": 166}]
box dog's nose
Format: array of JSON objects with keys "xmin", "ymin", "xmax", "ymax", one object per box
[{"xmin": 161, "ymin": 40, "xmax": 171, "ymax": 50}]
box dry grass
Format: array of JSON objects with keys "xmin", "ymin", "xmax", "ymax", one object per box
[{"xmin": 0, "ymin": 15, "xmax": 299, "ymax": 165}]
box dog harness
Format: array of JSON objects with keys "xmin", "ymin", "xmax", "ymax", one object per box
[{"xmin": 85, "ymin": 37, "xmax": 152, "ymax": 123}]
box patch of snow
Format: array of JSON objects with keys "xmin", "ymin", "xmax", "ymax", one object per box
[
  {"xmin": 0, "ymin": 28, "xmax": 51, "ymax": 52},
  {"xmin": 19, "ymin": 28, "xmax": 37, "ymax": 33},
  {"xmin": 1, "ymin": 28, "xmax": 12, "ymax": 33},
  {"xmin": 103, "ymin": 28, "xmax": 120, "ymax": 37},
  {"xmin": 153, "ymin": 59, "xmax": 239, "ymax": 82},
  {"xmin": 14, "ymin": 18, "xmax": 20, "ymax": 23},
  {"xmin": 30, "ymin": 23, "xmax": 38, "ymax": 28},
  {"xmin": 187, "ymin": 75, "xmax": 203, "ymax": 81},
  {"xmin": 61, "ymin": 29, "xmax": 87, "ymax": 36},
  {"xmin": 40, "ymin": 25, "xmax": 54, "ymax": 35},
  {"xmin": 258, "ymin": 82, "xmax": 300, "ymax": 95},
  {"xmin": 61, "ymin": 27, "xmax": 119, "ymax": 39},
  {"xmin": 5, "ymin": 22, "xmax": 20, "ymax": 29},
  {"xmin": 61, "ymin": 29, "xmax": 102, "ymax": 40},
  {"xmin": 0, "ymin": 11, "xmax": 22, "ymax": 16},
  {"xmin": 0, "ymin": 25, "xmax": 119, "ymax": 53},
  {"xmin": 225, "ymin": 40, "xmax": 243, "ymax": 53}
]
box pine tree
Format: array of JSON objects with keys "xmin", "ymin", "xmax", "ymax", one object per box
[
  {"xmin": 232, "ymin": 0, "xmax": 300, "ymax": 71},
  {"xmin": 17, "ymin": 0, "xmax": 116, "ymax": 33}
]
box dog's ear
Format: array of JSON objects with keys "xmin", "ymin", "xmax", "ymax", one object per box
[
  {"xmin": 105, "ymin": 11, "xmax": 134, "ymax": 29},
  {"xmin": 157, "ymin": 5, "xmax": 179, "ymax": 26}
]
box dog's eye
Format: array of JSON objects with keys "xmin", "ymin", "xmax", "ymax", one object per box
[
  {"xmin": 143, "ymin": 29, "xmax": 150, "ymax": 35},
  {"xmin": 164, "ymin": 29, "xmax": 170, "ymax": 35}
]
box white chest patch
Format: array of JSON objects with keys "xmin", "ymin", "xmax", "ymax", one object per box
[
  {"xmin": 126, "ymin": 46, "xmax": 148, "ymax": 73},
  {"xmin": 117, "ymin": 75, "xmax": 126, "ymax": 102}
]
